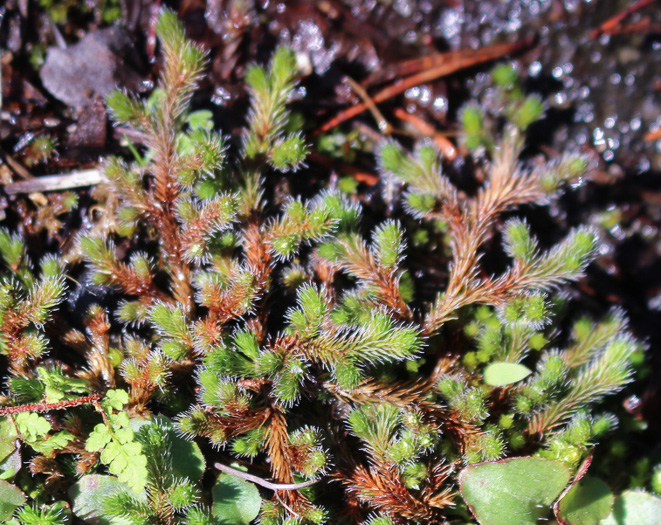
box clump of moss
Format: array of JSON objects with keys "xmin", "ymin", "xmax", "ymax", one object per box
[{"xmin": 0, "ymin": 11, "xmax": 656, "ymax": 525}]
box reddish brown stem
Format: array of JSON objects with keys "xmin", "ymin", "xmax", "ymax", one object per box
[
  {"xmin": 0, "ymin": 393, "xmax": 102, "ymax": 416},
  {"xmin": 316, "ymin": 39, "xmax": 533, "ymax": 134},
  {"xmin": 589, "ymin": 0, "xmax": 658, "ymax": 39}
]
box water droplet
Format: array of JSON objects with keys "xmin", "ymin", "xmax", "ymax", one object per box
[
  {"xmin": 404, "ymin": 30, "xmax": 417, "ymax": 43},
  {"xmin": 642, "ymin": 225, "xmax": 657, "ymax": 238},
  {"xmin": 529, "ymin": 61, "xmax": 542, "ymax": 77},
  {"xmin": 624, "ymin": 395, "xmax": 642, "ymax": 412},
  {"xmin": 648, "ymin": 295, "xmax": 661, "ymax": 311},
  {"xmin": 13, "ymin": 132, "xmax": 34, "ymax": 152},
  {"xmin": 433, "ymin": 97, "xmax": 448, "ymax": 112},
  {"xmin": 554, "ymin": 92, "xmax": 568, "ymax": 106},
  {"xmin": 211, "ymin": 87, "xmax": 231, "ymax": 106},
  {"xmin": 394, "ymin": 0, "xmax": 413, "ymax": 17},
  {"xmin": 405, "ymin": 87, "xmax": 421, "ymax": 99}
]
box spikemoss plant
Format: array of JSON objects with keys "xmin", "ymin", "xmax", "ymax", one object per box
[{"xmin": 0, "ymin": 8, "xmax": 657, "ymax": 525}]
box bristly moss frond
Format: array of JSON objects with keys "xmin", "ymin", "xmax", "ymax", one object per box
[{"xmin": 2, "ymin": 12, "xmax": 645, "ymax": 525}]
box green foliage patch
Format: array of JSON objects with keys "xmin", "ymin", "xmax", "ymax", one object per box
[{"xmin": 0, "ymin": 10, "xmax": 657, "ymax": 525}]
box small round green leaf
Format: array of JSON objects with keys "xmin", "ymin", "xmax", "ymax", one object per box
[
  {"xmin": 600, "ymin": 490, "xmax": 661, "ymax": 525},
  {"xmin": 0, "ymin": 448, "xmax": 21, "ymax": 480},
  {"xmin": 459, "ymin": 457, "xmax": 571, "ymax": 525},
  {"xmin": 484, "ymin": 362, "xmax": 532, "ymax": 387},
  {"xmin": 556, "ymin": 476, "xmax": 613, "ymax": 525},
  {"xmin": 0, "ymin": 479, "xmax": 25, "ymax": 521},
  {"xmin": 212, "ymin": 473, "xmax": 262, "ymax": 525},
  {"xmin": 70, "ymin": 474, "xmax": 144, "ymax": 525},
  {"xmin": 0, "ymin": 419, "xmax": 17, "ymax": 465}
]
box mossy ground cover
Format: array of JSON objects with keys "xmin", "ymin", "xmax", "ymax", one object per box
[{"xmin": 0, "ymin": 2, "xmax": 660, "ymax": 524}]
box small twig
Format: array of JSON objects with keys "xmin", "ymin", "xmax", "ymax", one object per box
[
  {"xmin": 3, "ymin": 169, "xmax": 107, "ymax": 195},
  {"xmin": 49, "ymin": 17, "xmax": 68, "ymax": 49},
  {"xmin": 392, "ymin": 107, "xmax": 458, "ymax": 160},
  {"xmin": 316, "ymin": 39, "xmax": 532, "ymax": 134},
  {"xmin": 589, "ymin": 0, "xmax": 658, "ymax": 39},
  {"xmin": 214, "ymin": 462, "xmax": 321, "ymax": 491},
  {"xmin": 344, "ymin": 76, "xmax": 391, "ymax": 133},
  {"xmin": 0, "ymin": 149, "xmax": 34, "ymax": 180},
  {"xmin": 0, "ymin": 393, "xmax": 102, "ymax": 416},
  {"xmin": 274, "ymin": 491, "xmax": 300, "ymax": 518},
  {"xmin": 644, "ymin": 127, "xmax": 661, "ymax": 142}
]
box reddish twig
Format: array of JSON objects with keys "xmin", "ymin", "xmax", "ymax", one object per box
[
  {"xmin": 644, "ymin": 128, "xmax": 661, "ymax": 142},
  {"xmin": 316, "ymin": 39, "xmax": 532, "ymax": 134},
  {"xmin": 598, "ymin": 18, "xmax": 661, "ymax": 37},
  {"xmin": 392, "ymin": 107, "xmax": 458, "ymax": 160},
  {"xmin": 0, "ymin": 393, "xmax": 102, "ymax": 416},
  {"xmin": 589, "ymin": 0, "xmax": 658, "ymax": 39}
]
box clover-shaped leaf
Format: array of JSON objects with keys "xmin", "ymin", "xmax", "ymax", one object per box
[
  {"xmin": 101, "ymin": 389, "xmax": 129, "ymax": 413},
  {"xmin": 15, "ymin": 413, "xmax": 51, "ymax": 442}
]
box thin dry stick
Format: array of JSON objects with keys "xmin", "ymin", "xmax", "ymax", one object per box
[
  {"xmin": 0, "ymin": 150, "xmax": 34, "ymax": 180},
  {"xmin": 3, "ymin": 169, "xmax": 106, "ymax": 195},
  {"xmin": 214, "ymin": 462, "xmax": 320, "ymax": 491},
  {"xmin": 344, "ymin": 76, "xmax": 391, "ymax": 133}
]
